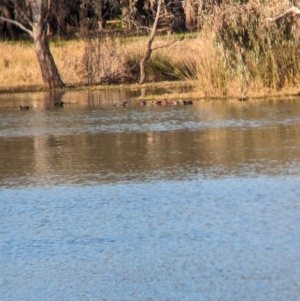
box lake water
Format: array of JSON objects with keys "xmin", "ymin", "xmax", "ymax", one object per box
[{"xmin": 1, "ymin": 89, "xmax": 300, "ymax": 301}]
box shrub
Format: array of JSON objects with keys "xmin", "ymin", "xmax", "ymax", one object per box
[{"xmin": 215, "ymin": 3, "xmax": 300, "ymax": 90}]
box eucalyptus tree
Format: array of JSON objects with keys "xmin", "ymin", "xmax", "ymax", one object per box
[{"xmin": 0, "ymin": 0, "xmax": 64, "ymax": 88}]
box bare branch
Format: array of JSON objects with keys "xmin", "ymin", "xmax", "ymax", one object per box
[
  {"xmin": 0, "ymin": 16, "xmax": 33, "ymax": 37},
  {"xmin": 139, "ymin": 0, "xmax": 163, "ymax": 84},
  {"xmin": 267, "ymin": 6, "xmax": 300, "ymax": 21},
  {"xmin": 147, "ymin": 0, "xmax": 162, "ymax": 49},
  {"xmin": 134, "ymin": 25, "xmax": 152, "ymax": 31},
  {"xmin": 152, "ymin": 40, "xmax": 181, "ymax": 50}
]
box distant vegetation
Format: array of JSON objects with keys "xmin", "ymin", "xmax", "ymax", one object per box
[{"xmin": 1, "ymin": 1, "xmax": 300, "ymax": 97}]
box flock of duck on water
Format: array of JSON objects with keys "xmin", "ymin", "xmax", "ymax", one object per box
[
  {"xmin": 19, "ymin": 96, "xmax": 248, "ymax": 110},
  {"xmin": 115, "ymin": 96, "xmax": 246, "ymax": 107},
  {"xmin": 115, "ymin": 100, "xmax": 194, "ymax": 107},
  {"xmin": 19, "ymin": 100, "xmax": 193, "ymax": 110}
]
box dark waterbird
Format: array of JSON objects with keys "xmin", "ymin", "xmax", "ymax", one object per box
[
  {"xmin": 55, "ymin": 101, "xmax": 64, "ymax": 107},
  {"xmin": 19, "ymin": 105, "xmax": 30, "ymax": 110},
  {"xmin": 114, "ymin": 101, "xmax": 128, "ymax": 107},
  {"xmin": 183, "ymin": 100, "xmax": 193, "ymax": 105},
  {"xmin": 152, "ymin": 100, "xmax": 163, "ymax": 105}
]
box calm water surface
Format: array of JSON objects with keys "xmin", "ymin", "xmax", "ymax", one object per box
[{"xmin": 1, "ymin": 90, "xmax": 300, "ymax": 301}]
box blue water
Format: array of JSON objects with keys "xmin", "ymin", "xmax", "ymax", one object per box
[
  {"xmin": 1, "ymin": 91, "xmax": 300, "ymax": 300},
  {"xmin": 1, "ymin": 178, "xmax": 300, "ymax": 301}
]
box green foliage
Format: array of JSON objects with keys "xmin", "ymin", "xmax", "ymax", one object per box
[{"xmin": 146, "ymin": 54, "xmax": 184, "ymax": 81}]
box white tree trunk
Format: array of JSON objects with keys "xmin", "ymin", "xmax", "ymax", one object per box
[
  {"xmin": 31, "ymin": 0, "xmax": 64, "ymax": 88},
  {"xmin": 0, "ymin": 0, "xmax": 64, "ymax": 89}
]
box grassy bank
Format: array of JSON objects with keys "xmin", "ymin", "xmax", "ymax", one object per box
[
  {"xmin": 0, "ymin": 36, "xmax": 197, "ymax": 92},
  {"xmin": 1, "ymin": 11, "xmax": 300, "ymax": 99},
  {"xmin": 0, "ymin": 40, "xmax": 85, "ymax": 91}
]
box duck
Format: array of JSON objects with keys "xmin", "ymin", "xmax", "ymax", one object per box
[
  {"xmin": 19, "ymin": 105, "xmax": 30, "ymax": 110},
  {"xmin": 183, "ymin": 100, "xmax": 193, "ymax": 105},
  {"xmin": 164, "ymin": 100, "xmax": 178, "ymax": 105},
  {"xmin": 152, "ymin": 100, "xmax": 162, "ymax": 105},
  {"xmin": 114, "ymin": 101, "xmax": 128, "ymax": 107},
  {"xmin": 138, "ymin": 101, "xmax": 147, "ymax": 106},
  {"xmin": 55, "ymin": 101, "xmax": 64, "ymax": 107}
]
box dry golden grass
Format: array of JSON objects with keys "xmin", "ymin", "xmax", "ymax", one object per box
[
  {"xmin": 0, "ymin": 41, "xmax": 44, "ymax": 89},
  {"xmin": 0, "ymin": 36, "xmax": 189, "ymax": 90},
  {"xmin": 51, "ymin": 40, "xmax": 86, "ymax": 84},
  {"xmin": 0, "ymin": 40, "xmax": 86, "ymax": 90},
  {"xmin": 1, "ymin": 32, "xmax": 300, "ymax": 98}
]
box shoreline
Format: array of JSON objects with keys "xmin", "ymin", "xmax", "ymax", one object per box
[{"xmin": 1, "ymin": 81, "xmax": 300, "ymax": 101}]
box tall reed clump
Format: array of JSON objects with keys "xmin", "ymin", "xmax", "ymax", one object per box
[
  {"xmin": 215, "ymin": 3, "xmax": 300, "ymax": 92},
  {"xmin": 172, "ymin": 34, "xmax": 230, "ymax": 97},
  {"xmin": 174, "ymin": 3, "xmax": 300, "ymax": 97}
]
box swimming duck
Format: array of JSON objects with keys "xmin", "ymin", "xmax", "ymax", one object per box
[
  {"xmin": 114, "ymin": 101, "xmax": 128, "ymax": 107},
  {"xmin": 152, "ymin": 100, "xmax": 162, "ymax": 105},
  {"xmin": 138, "ymin": 101, "xmax": 147, "ymax": 106},
  {"xmin": 164, "ymin": 100, "xmax": 178, "ymax": 105},
  {"xmin": 55, "ymin": 101, "xmax": 64, "ymax": 107},
  {"xmin": 19, "ymin": 105, "xmax": 30, "ymax": 110},
  {"xmin": 183, "ymin": 100, "xmax": 193, "ymax": 105}
]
